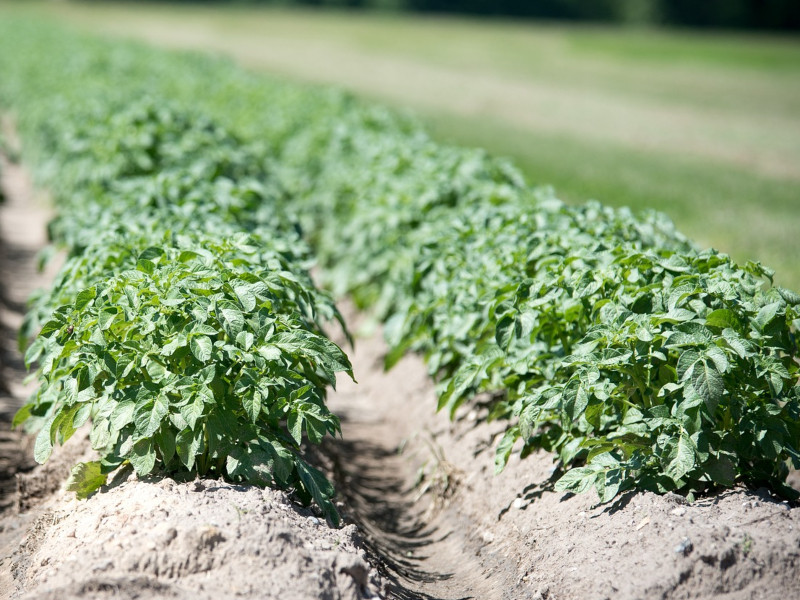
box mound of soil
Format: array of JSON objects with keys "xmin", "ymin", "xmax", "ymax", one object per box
[{"xmin": 10, "ymin": 476, "xmax": 377, "ymax": 600}]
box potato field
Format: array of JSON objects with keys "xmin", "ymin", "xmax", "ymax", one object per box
[{"xmin": 0, "ymin": 12, "xmax": 798, "ymax": 600}]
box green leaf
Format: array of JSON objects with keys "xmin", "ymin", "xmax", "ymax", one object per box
[
  {"xmin": 704, "ymin": 346, "xmax": 729, "ymax": 373},
  {"xmin": 677, "ymin": 349, "xmax": 700, "ymax": 381},
  {"xmin": 58, "ymin": 403, "xmax": 81, "ymax": 445},
  {"xmin": 383, "ymin": 342, "xmax": 408, "ymax": 370},
  {"xmin": 138, "ymin": 247, "xmax": 164, "ymax": 261},
  {"xmin": 705, "ymin": 455, "xmax": 735, "ymax": 487},
  {"xmin": 599, "ymin": 468, "xmax": 623, "ymax": 503},
  {"xmin": 191, "ymin": 323, "xmax": 218, "ymax": 336},
  {"xmin": 39, "ymin": 319, "xmax": 65, "ymax": 338},
  {"xmin": 666, "ymin": 432, "xmax": 696, "ymax": 481},
  {"xmin": 74, "ymin": 287, "xmax": 97, "ymax": 311},
  {"xmin": 517, "ymin": 310, "xmax": 537, "ymax": 338},
  {"xmin": 161, "ymin": 335, "xmax": 187, "ymax": 357},
  {"xmin": 66, "ymin": 461, "xmax": 107, "ymax": 500},
  {"xmin": 271, "ymin": 330, "xmax": 352, "ymax": 378},
  {"xmin": 243, "ymin": 391, "xmax": 261, "ymax": 424},
  {"xmin": 12, "ymin": 403, "xmax": 32, "ymax": 429},
  {"xmin": 692, "ymin": 360, "xmax": 724, "ymax": 411},
  {"xmin": 190, "ymin": 336, "xmax": 212, "ymax": 362},
  {"xmin": 89, "ymin": 418, "xmax": 112, "ymax": 451},
  {"xmin": 288, "ymin": 412, "xmax": 304, "ymax": 445},
  {"xmin": 259, "ymin": 439, "xmax": 294, "ymax": 485},
  {"xmin": 154, "ymin": 427, "xmax": 177, "ymax": 464},
  {"xmin": 495, "ymin": 315, "xmax": 515, "ymax": 350},
  {"xmin": 296, "ymin": 461, "xmax": 339, "ymax": 527},
  {"xmin": 705, "ymin": 309, "xmax": 743, "ymax": 333},
  {"xmin": 494, "ymin": 427, "xmax": 518, "ymax": 474},
  {"xmin": 23, "ymin": 337, "xmax": 45, "ymax": 367},
  {"xmin": 562, "ymin": 379, "xmax": 589, "ymax": 422},
  {"xmin": 136, "ymin": 259, "xmax": 156, "ymax": 275},
  {"xmin": 73, "ymin": 403, "xmax": 92, "ymax": 429},
  {"xmin": 34, "ymin": 415, "xmax": 55, "ymax": 464},
  {"xmin": 176, "ymin": 427, "xmax": 204, "ymax": 471},
  {"xmin": 180, "ymin": 393, "xmax": 205, "ymax": 430},
  {"xmin": 777, "ymin": 287, "xmax": 800, "ymax": 305},
  {"xmin": 722, "ymin": 328, "xmax": 751, "ymax": 359},
  {"xmin": 234, "ymin": 284, "xmax": 257, "ymax": 312},
  {"xmin": 110, "ymin": 401, "xmax": 136, "ymax": 432},
  {"xmin": 303, "ymin": 412, "xmax": 330, "ymax": 444},
  {"xmin": 145, "ymin": 358, "xmax": 169, "ymax": 382},
  {"xmin": 218, "ymin": 305, "xmax": 244, "ymax": 338},
  {"xmin": 439, "ymin": 362, "xmax": 480, "ymax": 414},
  {"xmin": 753, "ymin": 302, "xmax": 781, "ymax": 332},
  {"xmin": 130, "ymin": 438, "xmax": 156, "ymax": 476},
  {"xmin": 236, "ymin": 331, "xmax": 255, "ymax": 351},
  {"xmin": 258, "ymin": 345, "xmax": 282, "ymax": 361},
  {"xmin": 98, "ymin": 307, "xmax": 119, "ymax": 331},
  {"xmin": 554, "ymin": 466, "xmax": 597, "ymax": 495},
  {"xmin": 134, "ymin": 395, "xmax": 169, "ymax": 438}
]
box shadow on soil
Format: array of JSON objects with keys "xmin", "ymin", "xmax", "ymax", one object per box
[
  {"xmin": 323, "ymin": 432, "xmax": 471, "ymax": 600},
  {"xmin": 0, "ymin": 234, "xmax": 40, "ymax": 405},
  {"xmin": 0, "ymin": 200, "xmax": 40, "ymax": 513}
]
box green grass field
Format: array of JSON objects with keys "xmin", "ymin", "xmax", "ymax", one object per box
[{"xmin": 3, "ymin": 0, "xmax": 799, "ymax": 288}]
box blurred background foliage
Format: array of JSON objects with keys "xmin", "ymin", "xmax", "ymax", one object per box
[
  {"xmin": 6, "ymin": 0, "xmax": 799, "ymax": 290},
  {"xmin": 91, "ymin": 0, "xmax": 800, "ymax": 30}
]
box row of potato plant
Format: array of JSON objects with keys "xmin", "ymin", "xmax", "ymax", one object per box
[
  {"xmin": 1, "ymin": 19, "xmax": 798, "ymax": 503},
  {"xmin": 282, "ymin": 111, "xmax": 800, "ymax": 500},
  {"xmin": 2, "ymin": 67, "xmax": 350, "ymax": 522}
]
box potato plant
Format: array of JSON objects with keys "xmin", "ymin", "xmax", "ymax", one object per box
[
  {"xmin": 17, "ymin": 234, "xmax": 350, "ymax": 522},
  {"xmin": 1, "ymin": 18, "xmax": 798, "ymax": 509},
  {"xmin": 3, "ymin": 48, "xmax": 350, "ymax": 521}
]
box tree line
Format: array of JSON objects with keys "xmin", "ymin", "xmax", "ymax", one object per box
[{"xmin": 125, "ymin": 0, "xmax": 800, "ymax": 31}]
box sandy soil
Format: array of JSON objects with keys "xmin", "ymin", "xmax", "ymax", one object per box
[
  {"xmin": 0, "ymin": 118, "xmax": 62, "ymax": 598},
  {"xmin": 11, "ymin": 474, "xmax": 379, "ymax": 600}
]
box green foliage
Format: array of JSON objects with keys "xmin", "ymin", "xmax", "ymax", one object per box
[
  {"xmin": 495, "ymin": 252, "xmax": 800, "ymax": 499},
  {"xmin": 288, "ymin": 101, "xmax": 800, "ymax": 500},
  {"xmin": 26, "ymin": 233, "xmax": 350, "ymax": 519},
  {"xmin": 3, "ymin": 38, "xmax": 350, "ymax": 522},
  {"xmin": 66, "ymin": 461, "xmax": 108, "ymax": 500},
  {"xmin": 1, "ymin": 19, "xmax": 798, "ymax": 512}
]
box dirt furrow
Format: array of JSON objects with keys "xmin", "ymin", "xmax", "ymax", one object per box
[
  {"xmin": 0, "ymin": 118, "xmax": 59, "ymax": 599},
  {"xmin": 0, "ymin": 118, "xmax": 53, "ymax": 414},
  {"xmin": 325, "ymin": 309, "xmax": 521, "ymax": 600},
  {"xmin": 0, "ymin": 118, "xmax": 57, "ymax": 508}
]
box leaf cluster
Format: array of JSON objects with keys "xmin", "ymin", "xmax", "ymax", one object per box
[
  {"xmin": 4, "ymin": 58, "xmax": 351, "ymax": 521},
  {"xmin": 1, "ymin": 20, "xmax": 798, "ymax": 508}
]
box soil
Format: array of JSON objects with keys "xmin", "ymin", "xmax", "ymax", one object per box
[
  {"xmin": 0, "ymin": 116, "xmax": 49, "ymax": 507},
  {"xmin": 0, "ymin": 131, "xmax": 799, "ymax": 600}
]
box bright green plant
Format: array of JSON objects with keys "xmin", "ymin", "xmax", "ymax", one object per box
[
  {"xmin": 16, "ymin": 233, "xmax": 351, "ymax": 523},
  {"xmin": 3, "ymin": 53, "xmax": 352, "ymax": 520},
  {"xmin": 491, "ymin": 251, "xmax": 800, "ymax": 500},
  {"xmin": 1, "ymin": 19, "xmax": 798, "ymax": 510}
]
